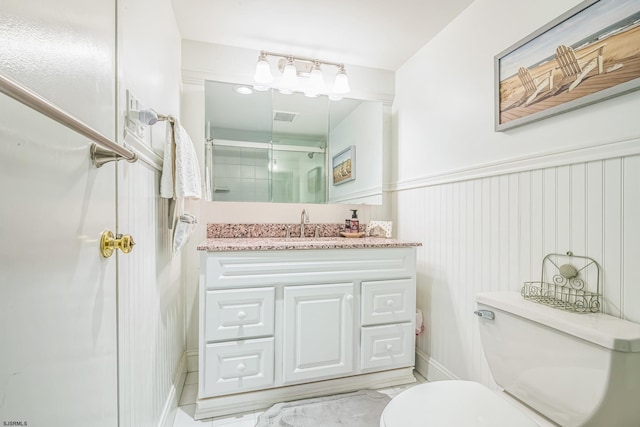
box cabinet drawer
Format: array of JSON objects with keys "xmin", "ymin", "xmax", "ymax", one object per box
[
  {"xmin": 205, "ymin": 287, "xmax": 274, "ymax": 342},
  {"xmin": 361, "ymin": 279, "xmax": 414, "ymax": 326},
  {"xmin": 361, "ymin": 323, "xmax": 414, "ymax": 370},
  {"xmin": 202, "ymin": 337, "xmax": 274, "ymax": 397}
]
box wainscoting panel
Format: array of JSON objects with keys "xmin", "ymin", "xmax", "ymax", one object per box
[
  {"xmin": 397, "ymin": 153, "xmax": 640, "ymax": 386},
  {"xmin": 117, "ymin": 160, "xmax": 185, "ymax": 427}
]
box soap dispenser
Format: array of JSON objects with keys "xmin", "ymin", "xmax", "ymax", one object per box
[{"xmin": 349, "ymin": 209, "xmax": 360, "ymax": 233}]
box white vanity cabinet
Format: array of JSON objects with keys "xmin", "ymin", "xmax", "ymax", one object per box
[{"xmin": 197, "ymin": 246, "xmax": 417, "ymax": 419}]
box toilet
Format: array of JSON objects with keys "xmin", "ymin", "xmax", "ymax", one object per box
[{"xmin": 381, "ymin": 291, "xmax": 640, "ymax": 427}]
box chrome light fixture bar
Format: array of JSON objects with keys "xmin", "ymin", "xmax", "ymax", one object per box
[{"xmin": 253, "ymin": 50, "xmax": 350, "ymax": 99}]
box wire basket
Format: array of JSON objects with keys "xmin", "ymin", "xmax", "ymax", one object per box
[{"xmin": 521, "ymin": 252, "xmax": 600, "ymax": 313}]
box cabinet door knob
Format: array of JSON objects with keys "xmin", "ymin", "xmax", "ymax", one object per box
[
  {"xmin": 346, "ymin": 294, "xmax": 353, "ymax": 302},
  {"xmin": 237, "ymin": 311, "xmax": 246, "ymax": 320},
  {"xmin": 386, "ymin": 299, "xmax": 394, "ymax": 307},
  {"xmin": 237, "ymin": 363, "xmax": 246, "ymax": 372},
  {"xmin": 386, "ymin": 344, "xmax": 393, "ymax": 351}
]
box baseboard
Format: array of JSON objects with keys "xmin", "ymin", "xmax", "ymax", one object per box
[
  {"xmin": 195, "ymin": 367, "xmax": 416, "ymax": 419},
  {"xmin": 186, "ymin": 349, "xmax": 198, "ymax": 372},
  {"xmin": 158, "ymin": 352, "xmax": 188, "ymax": 427},
  {"xmin": 414, "ymin": 349, "xmax": 459, "ymax": 382}
]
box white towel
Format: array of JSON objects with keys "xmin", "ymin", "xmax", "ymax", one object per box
[
  {"xmin": 160, "ymin": 119, "xmax": 202, "ymax": 199},
  {"xmin": 173, "ymin": 213, "xmax": 197, "ymax": 255}
]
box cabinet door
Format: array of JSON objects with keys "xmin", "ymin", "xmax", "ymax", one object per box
[{"xmin": 283, "ymin": 283, "xmax": 354, "ymax": 384}]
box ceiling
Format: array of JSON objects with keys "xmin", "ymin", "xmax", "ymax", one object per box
[{"xmin": 171, "ymin": 0, "xmax": 474, "ymax": 71}]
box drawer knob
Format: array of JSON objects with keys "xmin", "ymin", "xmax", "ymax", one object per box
[
  {"xmin": 386, "ymin": 299, "xmax": 394, "ymax": 307},
  {"xmin": 237, "ymin": 311, "xmax": 247, "ymax": 320},
  {"xmin": 237, "ymin": 363, "xmax": 246, "ymax": 372},
  {"xmin": 386, "ymin": 344, "xmax": 393, "ymax": 351}
]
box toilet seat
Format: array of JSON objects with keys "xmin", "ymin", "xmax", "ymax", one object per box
[{"xmin": 380, "ymin": 380, "xmax": 539, "ymax": 427}]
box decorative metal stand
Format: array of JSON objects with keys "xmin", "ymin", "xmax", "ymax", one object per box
[{"xmin": 521, "ymin": 252, "xmax": 600, "ymax": 313}]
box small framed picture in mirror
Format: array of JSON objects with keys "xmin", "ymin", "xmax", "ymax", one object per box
[{"xmin": 332, "ymin": 146, "xmax": 355, "ymax": 185}]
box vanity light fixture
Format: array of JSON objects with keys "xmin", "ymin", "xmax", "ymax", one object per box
[{"xmin": 253, "ymin": 50, "xmax": 350, "ymax": 98}]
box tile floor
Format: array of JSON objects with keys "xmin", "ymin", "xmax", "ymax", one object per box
[{"xmin": 173, "ymin": 371, "xmax": 427, "ymax": 427}]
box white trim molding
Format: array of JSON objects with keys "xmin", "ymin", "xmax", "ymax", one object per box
[
  {"xmin": 388, "ymin": 135, "xmax": 640, "ymax": 192},
  {"xmin": 186, "ymin": 349, "xmax": 199, "ymax": 373},
  {"xmin": 195, "ymin": 367, "xmax": 416, "ymax": 419},
  {"xmin": 158, "ymin": 352, "xmax": 188, "ymax": 427},
  {"xmin": 415, "ymin": 349, "xmax": 459, "ymax": 382}
]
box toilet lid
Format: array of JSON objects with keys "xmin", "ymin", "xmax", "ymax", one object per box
[{"xmin": 381, "ymin": 381, "xmax": 539, "ymax": 427}]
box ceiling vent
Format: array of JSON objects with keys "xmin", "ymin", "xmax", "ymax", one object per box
[{"xmin": 273, "ymin": 111, "xmax": 298, "ymax": 122}]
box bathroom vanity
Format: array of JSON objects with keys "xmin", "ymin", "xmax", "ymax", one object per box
[{"xmin": 195, "ymin": 229, "xmax": 420, "ymax": 419}]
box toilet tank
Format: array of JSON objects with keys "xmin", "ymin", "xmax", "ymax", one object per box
[{"xmin": 476, "ymin": 292, "xmax": 640, "ymax": 427}]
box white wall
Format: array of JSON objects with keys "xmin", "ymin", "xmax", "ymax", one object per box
[{"xmin": 392, "ymin": 0, "xmax": 640, "ymax": 385}]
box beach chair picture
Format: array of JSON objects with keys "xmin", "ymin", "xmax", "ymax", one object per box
[
  {"xmin": 496, "ymin": 0, "xmax": 640, "ymax": 131},
  {"xmin": 554, "ymin": 44, "xmax": 606, "ymax": 93},
  {"xmin": 517, "ymin": 67, "xmax": 555, "ymax": 106}
]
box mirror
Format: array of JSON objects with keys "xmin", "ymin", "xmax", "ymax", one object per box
[{"xmin": 204, "ymin": 80, "xmax": 383, "ymax": 204}]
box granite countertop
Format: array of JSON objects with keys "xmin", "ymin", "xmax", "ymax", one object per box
[
  {"xmin": 197, "ymin": 223, "xmax": 421, "ymax": 252},
  {"xmin": 197, "ymin": 236, "xmax": 421, "ymax": 252}
]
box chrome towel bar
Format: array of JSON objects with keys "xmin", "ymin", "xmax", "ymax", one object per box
[{"xmin": 0, "ymin": 71, "xmax": 137, "ymax": 167}]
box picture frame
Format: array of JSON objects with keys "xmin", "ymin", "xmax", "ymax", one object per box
[
  {"xmin": 332, "ymin": 146, "xmax": 355, "ymax": 185},
  {"xmin": 495, "ymin": 0, "xmax": 640, "ymax": 131}
]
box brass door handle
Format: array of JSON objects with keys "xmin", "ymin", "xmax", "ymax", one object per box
[{"xmin": 100, "ymin": 230, "xmax": 135, "ymax": 258}]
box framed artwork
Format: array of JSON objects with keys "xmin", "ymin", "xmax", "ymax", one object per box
[
  {"xmin": 332, "ymin": 146, "xmax": 355, "ymax": 185},
  {"xmin": 495, "ymin": 0, "xmax": 640, "ymax": 131}
]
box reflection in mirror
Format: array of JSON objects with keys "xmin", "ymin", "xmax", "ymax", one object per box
[
  {"xmin": 328, "ymin": 98, "xmax": 383, "ymax": 205},
  {"xmin": 204, "ymin": 80, "xmax": 383, "ymax": 205},
  {"xmin": 204, "ymin": 80, "xmax": 272, "ymax": 202},
  {"xmin": 271, "ymin": 90, "xmax": 327, "ymax": 203}
]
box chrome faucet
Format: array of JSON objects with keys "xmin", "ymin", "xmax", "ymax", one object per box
[{"xmin": 300, "ymin": 209, "xmax": 309, "ymax": 237}]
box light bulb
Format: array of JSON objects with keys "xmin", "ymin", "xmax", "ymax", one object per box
[
  {"xmin": 306, "ymin": 62, "xmax": 325, "ymax": 97},
  {"xmin": 254, "ymin": 53, "xmax": 273, "ymax": 84},
  {"xmin": 333, "ymin": 66, "xmax": 350, "ymax": 94},
  {"xmin": 280, "ymin": 58, "xmax": 298, "ymax": 90},
  {"xmin": 234, "ymin": 86, "xmax": 253, "ymax": 95}
]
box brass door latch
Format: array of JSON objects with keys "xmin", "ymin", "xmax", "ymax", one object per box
[{"xmin": 100, "ymin": 230, "xmax": 135, "ymax": 258}]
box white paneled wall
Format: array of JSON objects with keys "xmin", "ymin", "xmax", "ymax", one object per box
[
  {"xmin": 396, "ymin": 153, "xmax": 640, "ymax": 385},
  {"xmin": 117, "ymin": 160, "xmax": 185, "ymax": 427},
  {"xmin": 116, "ymin": 0, "xmax": 185, "ymax": 425}
]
